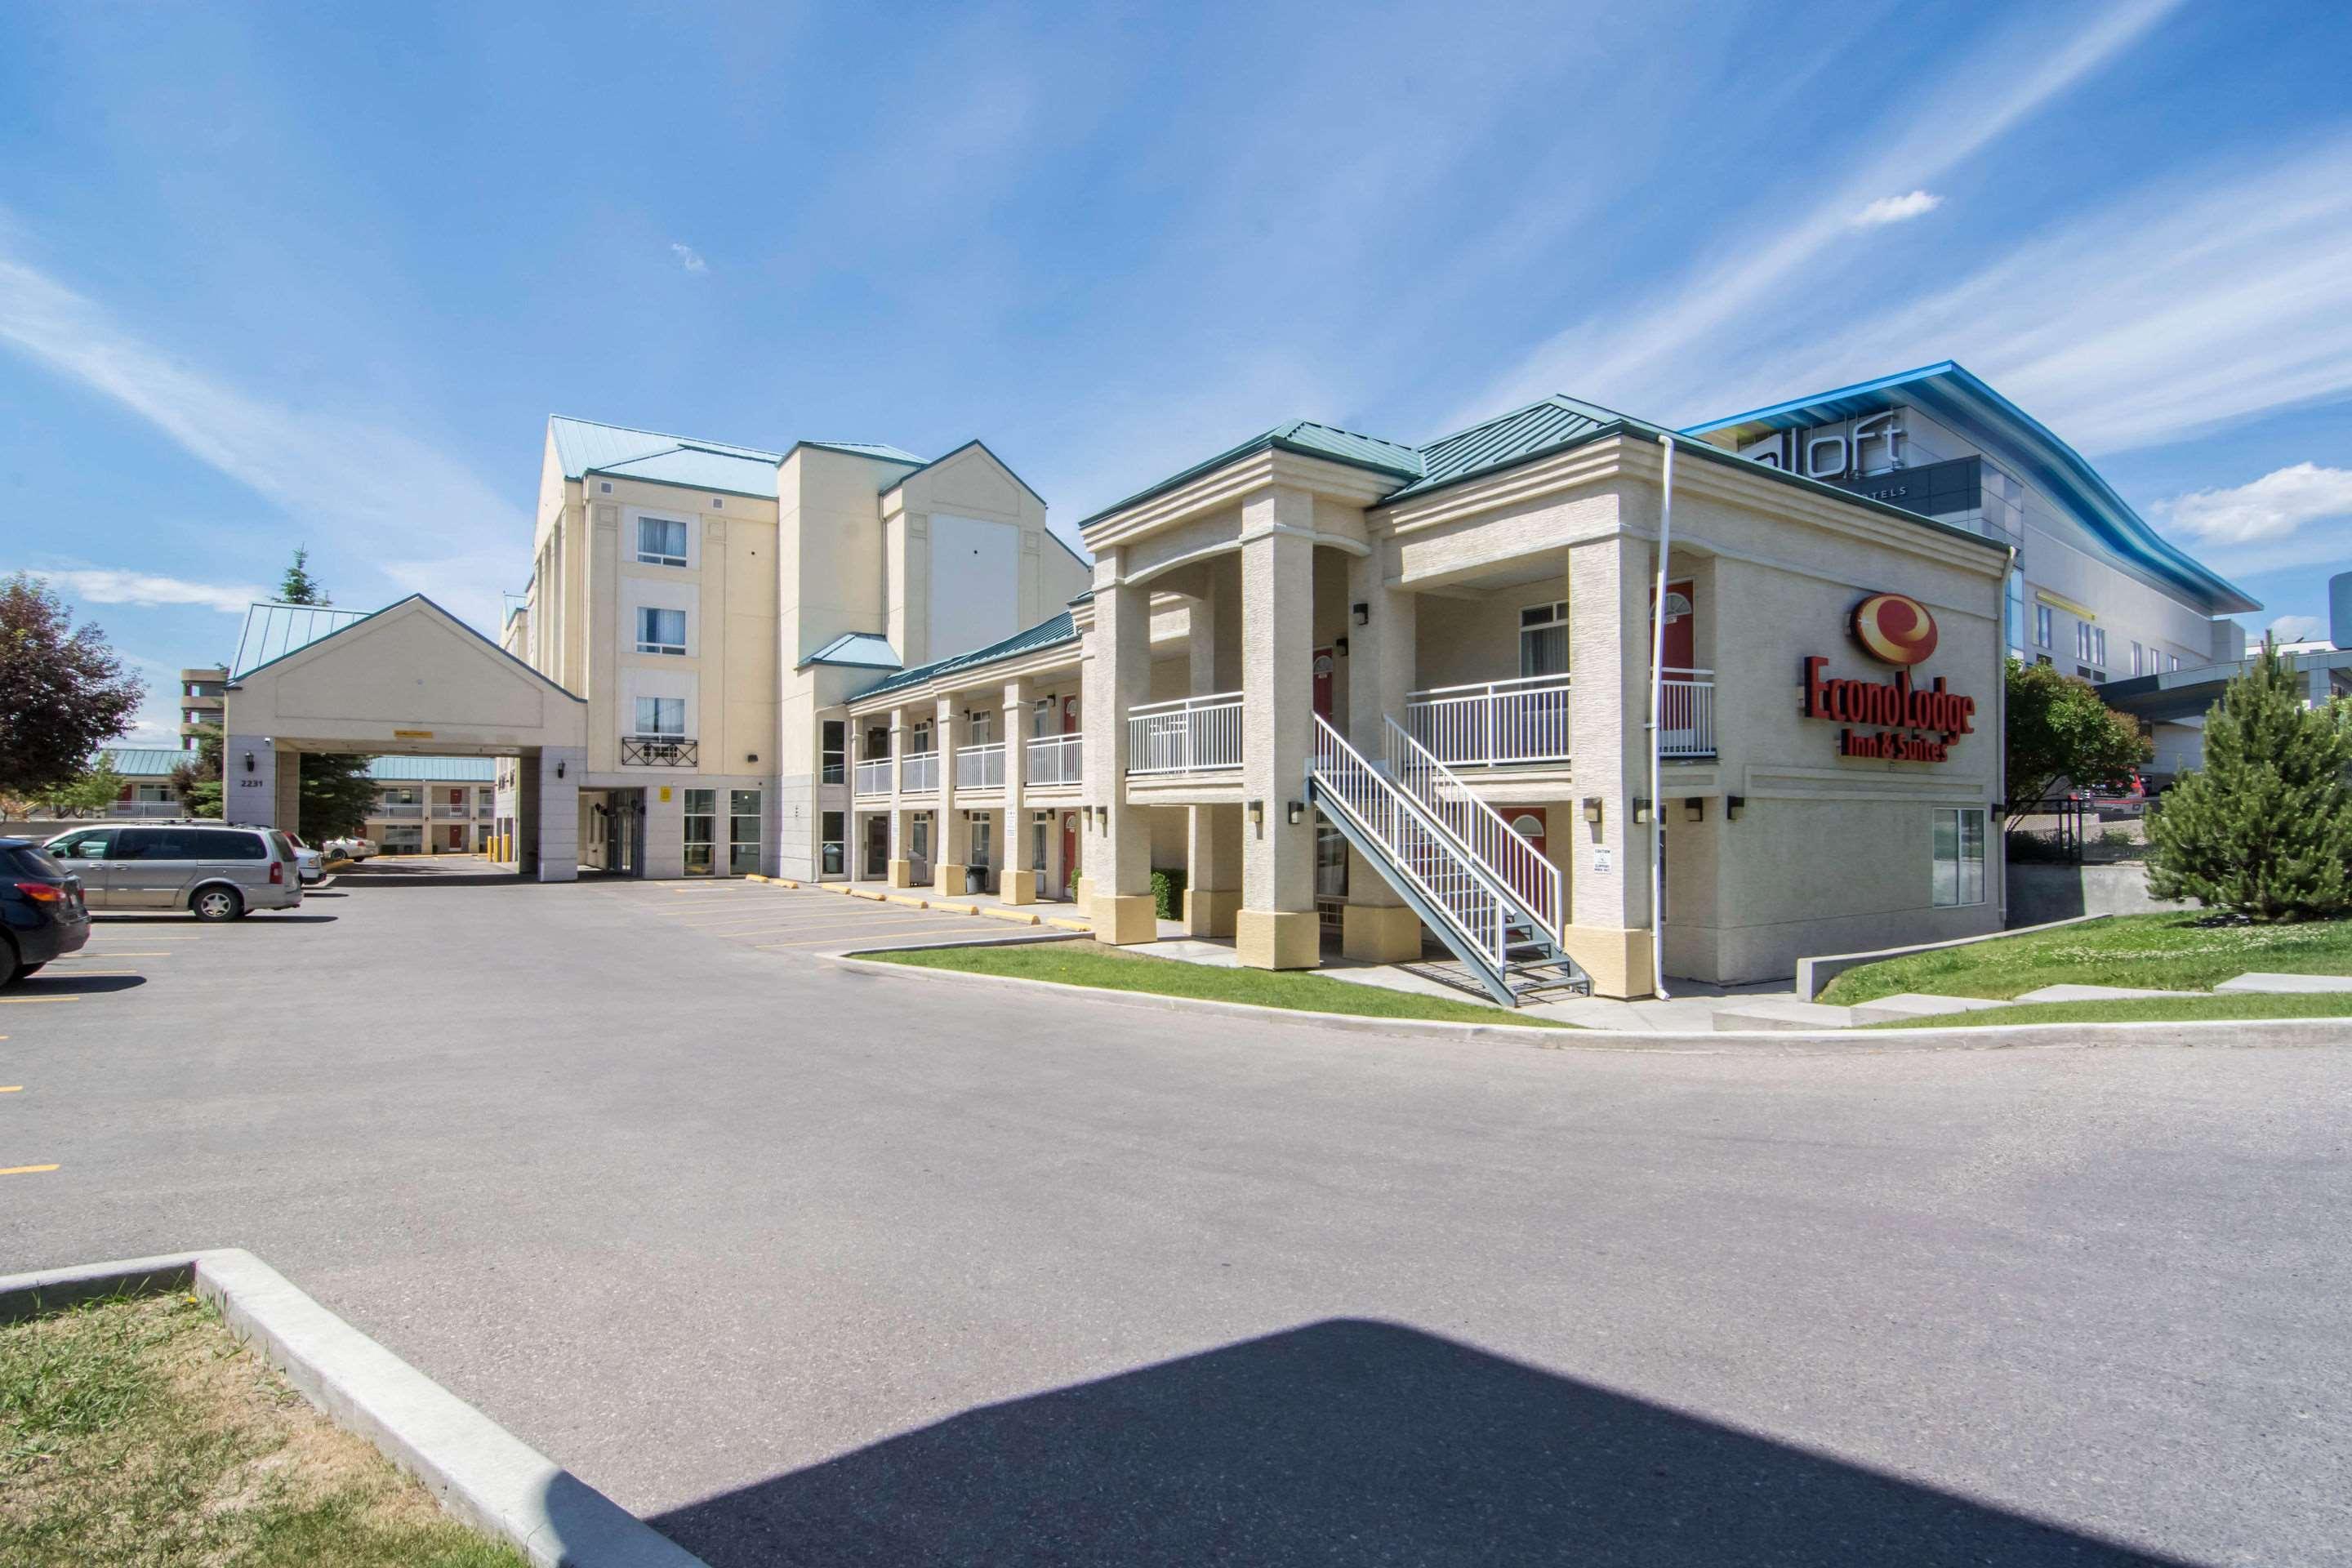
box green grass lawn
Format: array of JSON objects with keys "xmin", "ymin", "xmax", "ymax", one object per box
[
  {"xmin": 1865, "ymin": 990, "xmax": 2352, "ymax": 1029},
  {"xmin": 1, "ymin": 1293, "xmax": 528, "ymax": 1568},
  {"xmin": 1818, "ymin": 912, "xmax": 2352, "ymax": 1004},
  {"xmin": 867, "ymin": 940, "xmax": 1570, "ymax": 1027}
]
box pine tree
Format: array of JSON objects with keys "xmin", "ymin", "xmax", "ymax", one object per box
[
  {"xmin": 279, "ymin": 546, "xmax": 330, "ymax": 606},
  {"xmin": 2147, "ymin": 640, "xmax": 2352, "ymax": 922},
  {"xmin": 267, "ymin": 549, "xmax": 373, "ymax": 836}
]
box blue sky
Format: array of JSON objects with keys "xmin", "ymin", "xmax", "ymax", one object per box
[{"xmin": 4, "ymin": 0, "xmax": 2350, "ymax": 741}]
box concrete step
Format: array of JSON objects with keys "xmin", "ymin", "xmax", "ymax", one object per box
[
  {"xmin": 1846, "ymin": 993, "xmax": 2018, "ymax": 1025},
  {"xmin": 2013, "ymin": 983, "xmax": 2203, "ymax": 1003},
  {"xmin": 1713, "ymin": 1000, "xmax": 1859, "ymax": 1032},
  {"xmin": 2213, "ymin": 972, "xmax": 2352, "ymax": 994}
]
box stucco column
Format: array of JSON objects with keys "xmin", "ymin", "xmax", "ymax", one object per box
[
  {"xmin": 1563, "ymin": 533, "xmax": 1655, "ymax": 997},
  {"xmin": 533, "ymin": 746, "xmax": 581, "ymax": 883},
  {"xmin": 1085, "ymin": 572, "xmax": 1156, "ymax": 942},
  {"xmin": 224, "ymin": 734, "xmax": 278, "ymax": 828},
  {"xmin": 1001, "ymin": 678, "xmax": 1036, "ymax": 903},
  {"xmin": 1187, "ymin": 593, "xmax": 1220, "ymax": 695},
  {"xmin": 273, "ymin": 743, "xmax": 302, "ymax": 838},
  {"xmin": 640, "ymin": 781, "xmax": 685, "ymax": 879},
  {"xmin": 885, "ymin": 706, "xmax": 912, "ymax": 888},
  {"xmin": 1237, "ymin": 488, "xmax": 1319, "ymax": 969},
  {"xmin": 935, "ymin": 697, "xmax": 967, "ymax": 895},
  {"xmin": 1340, "ymin": 548, "xmax": 1421, "ymax": 961},
  {"xmin": 1183, "ymin": 804, "xmax": 1241, "ymax": 936}
]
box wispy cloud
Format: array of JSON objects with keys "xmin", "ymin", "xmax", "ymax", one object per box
[
  {"xmin": 0, "ymin": 246, "xmax": 523, "ymax": 629},
  {"xmin": 16, "ymin": 567, "xmax": 266, "ymax": 615},
  {"xmin": 2269, "ymin": 613, "xmax": 2324, "ymax": 644},
  {"xmin": 1851, "ymin": 190, "xmax": 1943, "ymax": 229},
  {"xmin": 1453, "ymin": 0, "xmax": 2183, "ymax": 425},
  {"xmin": 2151, "ymin": 463, "xmax": 2352, "ymax": 545},
  {"xmin": 669, "ymin": 241, "xmax": 707, "ymax": 273}
]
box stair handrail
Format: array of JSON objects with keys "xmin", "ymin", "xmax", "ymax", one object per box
[
  {"xmin": 1381, "ymin": 716, "xmax": 1562, "ymax": 940},
  {"xmin": 1310, "ymin": 715, "xmax": 1513, "ymax": 974}
]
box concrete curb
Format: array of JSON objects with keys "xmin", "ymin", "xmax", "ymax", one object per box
[
  {"xmin": 820, "ymin": 950, "xmax": 2352, "ymax": 1054},
  {"xmin": 0, "ymin": 1250, "xmax": 706, "ymax": 1568},
  {"xmin": 1796, "ymin": 913, "xmax": 2105, "ymax": 999}
]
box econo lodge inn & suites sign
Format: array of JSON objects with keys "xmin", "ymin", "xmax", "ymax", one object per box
[{"xmin": 1801, "ymin": 592, "xmax": 1977, "ymax": 763}]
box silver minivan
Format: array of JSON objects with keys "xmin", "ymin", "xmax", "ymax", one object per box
[{"xmin": 45, "ymin": 823, "xmax": 305, "ymax": 920}]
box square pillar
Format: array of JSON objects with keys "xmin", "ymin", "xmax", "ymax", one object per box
[
  {"xmin": 1183, "ymin": 804, "xmax": 1241, "ymax": 936},
  {"xmin": 1084, "ymin": 570, "xmax": 1156, "ymax": 942},
  {"xmin": 224, "ymin": 734, "xmax": 278, "ymax": 828},
  {"xmin": 886, "ymin": 706, "xmax": 912, "ymax": 888},
  {"xmin": 1001, "ymin": 679, "xmax": 1038, "ymax": 903},
  {"xmin": 640, "ymin": 782, "xmax": 685, "ymax": 879},
  {"xmin": 272, "ymin": 744, "xmax": 301, "ymax": 836},
  {"xmin": 1563, "ymin": 532, "xmax": 1655, "ymax": 997},
  {"xmin": 1339, "ymin": 550, "xmax": 1422, "ymax": 961},
  {"xmin": 1237, "ymin": 490, "xmax": 1319, "ymax": 969},
  {"xmin": 533, "ymin": 746, "xmax": 582, "ymax": 883},
  {"xmin": 935, "ymin": 697, "xmax": 967, "ymax": 895}
]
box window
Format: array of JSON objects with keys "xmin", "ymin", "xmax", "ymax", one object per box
[
  {"xmin": 2034, "ymin": 604, "xmax": 2052, "ymax": 648},
  {"xmin": 636, "ymin": 607, "xmax": 687, "ymax": 654},
  {"xmin": 970, "ymin": 813, "xmax": 993, "ymax": 871},
  {"xmin": 1931, "ymin": 808, "xmax": 1986, "ymax": 907},
  {"xmin": 2074, "ymin": 620, "xmax": 2091, "ymax": 661},
  {"xmin": 821, "ymin": 810, "xmax": 845, "ymax": 876},
  {"xmin": 684, "ymin": 789, "xmax": 716, "ymax": 875},
  {"xmin": 2170, "ymin": 653, "xmax": 2182, "ymax": 671},
  {"xmin": 1032, "ymin": 697, "xmax": 1054, "ymax": 737},
  {"xmin": 1519, "ymin": 601, "xmax": 1569, "ymax": 679},
  {"xmin": 966, "ymin": 708, "xmax": 994, "ymax": 746},
  {"xmin": 728, "ymin": 790, "xmax": 762, "ymax": 875},
  {"xmin": 910, "ymin": 813, "xmax": 931, "ymax": 866},
  {"xmin": 635, "ymin": 515, "xmax": 688, "ymax": 567},
  {"xmin": 634, "ymin": 697, "xmax": 685, "ymax": 736},
  {"xmin": 911, "ymin": 719, "xmax": 934, "ymax": 755},
  {"xmin": 199, "ymin": 829, "xmax": 267, "ymax": 861},
  {"xmin": 822, "ymin": 721, "xmax": 846, "ymax": 784},
  {"xmin": 51, "ymin": 830, "xmax": 113, "ymax": 861},
  {"xmin": 2092, "ymin": 627, "xmax": 2106, "ymax": 666},
  {"xmin": 2132, "ymin": 641, "xmax": 2144, "ymax": 675}
]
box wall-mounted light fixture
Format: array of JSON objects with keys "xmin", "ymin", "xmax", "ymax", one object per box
[
  {"xmin": 1726, "ymin": 794, "xmax": 1745, "ymax": 821},
  {"xmin": 1352, "ymin": 603, "xmax": 1370, "ymax": 628},
  {"xmin": 555, "ymin": 759, "xmax": 567, "ymax": 780},
  {"xmin": 1581, "ymin": 796, "xmax": 1603, "ymax": 825},
  {"xmin": 242, "ymin": 751, "xmax": 255, "ymax": 773},
  {"xmin": 746, "ymin": 752, "xmax": 759, "ymax": 764},
  {"xmin": 1683, "ymin": 798, "xmax": 1705, "ymax": 822},
  {"xmin": 1248, "ymin": 799, "xmax": 1265, "ymax": 827},
  {"xmin": 1633, "ymin": 798, "xmax": 1651, "ymax": 825},
  {"xmin": 1334, "ymin": 636, "xmax": 1349, "ymax": 657},
  {"xmin": 1286, "ymin": 800, "xmax": 1305, "ymax": 825}
]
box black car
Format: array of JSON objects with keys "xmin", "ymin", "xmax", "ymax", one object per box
[{"xmin": 2, "ymin": 835, "xmax": 90, "ymax": 986}]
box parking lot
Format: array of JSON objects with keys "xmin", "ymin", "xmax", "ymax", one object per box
[{"xmin": 2, "ymin": 867, "xmax": 2348, "ymax": 1566}]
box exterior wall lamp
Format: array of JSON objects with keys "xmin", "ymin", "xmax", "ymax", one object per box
[
  {"xmin": 1248, "ymin": 799, "xmax": 1264, "ymax": 827},
  {"xmin": 555, "ymin": 759, "xmax": 566, "ymax": 779},
  {"xmin": 1581, "ymin": 796, "xmax": 1602, "ymax": 825},
  {"xmin": 242, "ymin": 751, "xmax": 255, "ymax": 773},
  {"xmin": 1684, "ymin": 798, "xmax": 1705, "ymax": 822},
  {"xmin": 1351, "ymin": 602, "xmax": 1369, "ymax": 626},
  {"xmin": 1633, "ymin": 798, "xmax": 1651, "ymax": 825},
  {"xmin": 1286, "ymin": 800, "xmax": 1305, "ymax": 825},
  {"xmin": 1726, "ymin": 794, "xmax": 1745, "ymax": 820}
]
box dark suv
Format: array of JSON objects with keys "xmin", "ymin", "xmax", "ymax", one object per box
[{"xmin": 2, "ymin": 836, "xmax": 91, "ymax": 986}]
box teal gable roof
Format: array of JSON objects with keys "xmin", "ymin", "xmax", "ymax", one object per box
[
  {"xmin": 366, "ymin": 756, "xmax": 497, "ymax": 783},
  {"xmin": 854, "ymin": 612, "xmax": 1078, "ymax": 701},
  {"xmin": 1684, "ymin": 363, "xmax": 2258, "ymax": 615},
  {"xmin": 1078, "ymin": 419, "xmax": 1425, "ymax": 528},
  {"xmin": 232, "ymin": 603, "xmax": 372, "ymax": 678},
  {"xmin": 97, "ymin": 747, "xmax": 191, "ymax": 780},
  {"xmin": 796, "ymin": 439, "xmax": 928, "ymax": 466},
  {"xmin": 802, "ymin": 631, "xmax": 901, "ymax": 670}
]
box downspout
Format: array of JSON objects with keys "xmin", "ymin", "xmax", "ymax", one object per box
[
  {"xmin": 1647, "ymin": 434, "xmax": 1675, "ymax": 1000},
  {"xmin": 1998, "ymin": 543, "xmax": 2019, "ymax": 929}
]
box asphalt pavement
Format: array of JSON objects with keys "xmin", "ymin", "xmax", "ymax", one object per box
[{"xmin": 2, "ymin": 862, "xmax": 2345, "ymax": 1566}]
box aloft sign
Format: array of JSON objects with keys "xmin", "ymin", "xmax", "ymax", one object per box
[{"xmin": 1802, "ymin": 593, "xmax": 1976, "ymax": 762}]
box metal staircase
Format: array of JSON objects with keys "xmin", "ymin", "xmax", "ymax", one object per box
[{"xmin": 1307, "ymin": 715, "xmax": 1588, "ymax": 1007}]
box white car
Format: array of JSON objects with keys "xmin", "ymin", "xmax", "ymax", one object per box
[
  {"xmin": 287, "ymin": 835, "xmax": 325, "ymax": 884},
  {"xmin": 323, "ymin": 835, "xmax": 376, "ymax": 862}
]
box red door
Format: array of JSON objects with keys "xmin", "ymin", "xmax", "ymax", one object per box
[
  {"xmin": 1060, "ymin": 813, "xmax": 1079, "ymax": 900},
  {"xmin": 1312, "ymin": 647, "xmax": 1335, "ymax": 722},
  {"xmin": 1650, "ymin": 579, "xmax": 1696, "ymax": 673},
  {"xmin": 1509, "ymin": 808, "xmax": 1547, "ymax": 858},
  {"xmin": 1062, "ymin": 694, "xmax": 1079, "ymax": 733}
]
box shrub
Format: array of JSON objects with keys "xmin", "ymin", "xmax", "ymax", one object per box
[{"xmin": 1149, "ymin": 866, "xmax": 1187, "ymax": 920}]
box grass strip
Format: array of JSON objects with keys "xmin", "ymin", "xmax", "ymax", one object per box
[
  {"xmin": 1819, "ymin": 912, "xmax": 2352, "ymax": 1004},
  {"xmin": 1, "ymin": 1292, "xmax": 527, "ymax": 1567},
  {"xmin": 1864, "ymin": 991, "xmax": 2352, "ymax": 1029},
  {"xmin": 866, "ymin": 940, "xmax": 1570, "ymax": 1027}
]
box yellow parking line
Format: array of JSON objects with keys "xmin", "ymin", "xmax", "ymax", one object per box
[
  {"xmin": 0, "ymin": 1085, "xmax": 20, "ymax": 1093},
  {"xmin": 757, "ymin": 924, "xmax": 992, "ymax": 949},
  {"xmin": 0, "ymin": 1165, "xmax": 59, "ymax": 1176}
]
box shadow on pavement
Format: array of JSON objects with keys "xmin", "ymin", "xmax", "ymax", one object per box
[
  {"xmin": 649, "ymin": 1319, "xmax": 2180, "ymax": 1567},
  {"xmin": 18, "ymin": 972, "xmax": 145, "ymax": 993}
]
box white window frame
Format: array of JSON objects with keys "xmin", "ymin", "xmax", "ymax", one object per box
[
  {"xmin": 636, "ymin": 606, "xmax": 688, "ymax": 655},
  {"xmin": 821, "ymin": 720, "xmax": 846, "ymax": 785},
  {"xmin": 1519, "ymin": 600, "xmax": 1569, "ymax": 679},
  {"xmin": 634, "ymin": 696, "xmax": 686, "ymax": 737},
  {"xmin": 1931, "ymin": 807, "xmax": 1987, "ymax": 908},
  {"xmin": 2132, "ymin": 641, "xmax": 2144, "ymax": 675},
  {"xmin": 2035, "ymin": 604, "xmax": 2052, "ymax": 648},
  {"xmin": 635, "ymin": 513, "xmax": 690, "ymax": 568}
]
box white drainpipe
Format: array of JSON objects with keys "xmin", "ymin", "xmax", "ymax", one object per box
[{"xmin": 1647, "ymin": 434, "xmax": 1675, "ymax": 1001}]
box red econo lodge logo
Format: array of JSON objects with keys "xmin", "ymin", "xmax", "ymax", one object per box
[{"xmin": 1849, "ymin": 591, "xmax": 1939, "ymax": 666}]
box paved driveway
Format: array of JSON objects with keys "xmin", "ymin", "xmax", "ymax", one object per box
[{"xmin": 2, "ymin": 874, "xmax": 2345, "ymax": 1566}]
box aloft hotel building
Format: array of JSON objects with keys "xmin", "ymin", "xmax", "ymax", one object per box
[{"xmin": 496, "ymin": 363, "xmax": 2249, "ymax": 1000}]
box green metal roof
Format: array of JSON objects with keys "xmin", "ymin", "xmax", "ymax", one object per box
[
  {"xmin": 231, "ymin": 602, "xmax": 372, "ymax": 677},
  {"xmin": 800, "ymin": 630, "xmax": 902, "ymax": 670},
  {"xmin": 365, "ymin": 756, "xmax": 496, "ymax": 783},
  {"xmin": 97, "ymin": 747, "xmax": 192, "ymax": 779},
  {"xmin": 854, "ymin": 611, "xmax": 1078, "ymax": 701},
  {"xmin": 796, "ymin": 439, "xmax": 927, "ymax": 466},
  {"xmin": 1077, "ymin": 419, "xmax": 1426, "ymax": 528}
]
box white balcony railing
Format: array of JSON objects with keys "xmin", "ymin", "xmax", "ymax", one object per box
[
  {"xmin": 1659, "ymin": 669, "xmax": 1716, "ymax": 757},
  {"xmin": 854, "ymin": 758, "xmax": 893, "ymax": 797},
  {"xmin": 955, "ymin": 741, "xmax": 1005, "ymax": 790},
  {"xmin": 1405, "ymin": 674, "xmax": 1571, "ymax": 767},
  {"xmin": 1126, "ymin": 693, "xmax": 1244, "ymax": 775},
  {"xmin": 432, "ymin": 804, "xmax": 467, "ymax": 819},
  {"xmin": 376, "ymin": 803, "xmax": 424, "ymax": 819},
  {"xmin": 901, "ymin": 750, "xmax": 940, "ymax": 793},
  {"xmin": 1026, "ymin": 732, "xmax": 1083, "ymax": 786}
]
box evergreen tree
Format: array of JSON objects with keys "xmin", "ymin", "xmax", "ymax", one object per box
[
  {"xmin": 279, "ymin": 546, "xmax": 330, "ymax": 606},
  {"xmin": 2147, "ymin": 640, "xmax": 2352, "ymax": 922},
  {"xmin": 0, "ymin": 573, "xmax": 145, "ymax": 798},
  {"xmin": 172, "ymin": 722, "xmax": 224, "ymax": 818}
]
